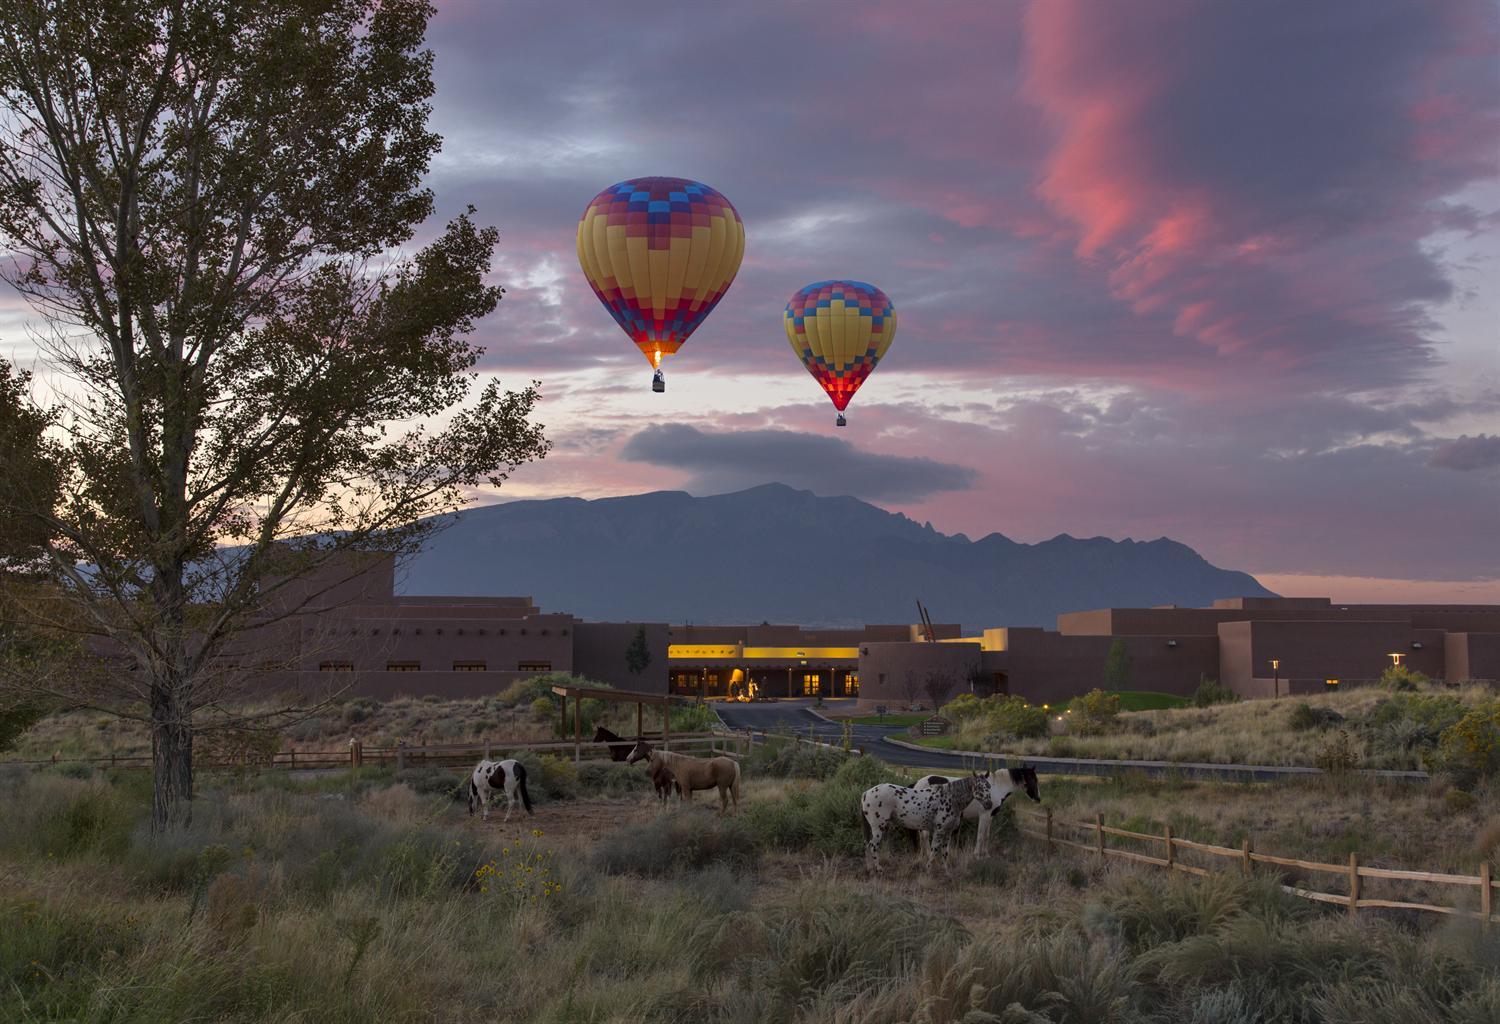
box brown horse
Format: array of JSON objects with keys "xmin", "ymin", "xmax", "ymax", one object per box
[
  {"xmin": 649, "ymin": 760, "xmax": 681, "ymax": 804},
  {"xmin": 626, "ymin": 739, "xmax": 741, "ymax": 815},
  {"xmin": 593, "ymin": 725, "xmax": 633, "ymax": 762}
]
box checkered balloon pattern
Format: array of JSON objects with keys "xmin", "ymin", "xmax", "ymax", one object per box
[
  {"xmin": 783, "ymin": 280, "xmax": 897, "ymax": 411},
  {"xmin": 576, "ymin": 177, "xmax": 745, "ymax": 368}
]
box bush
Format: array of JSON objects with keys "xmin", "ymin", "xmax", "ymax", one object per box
[
  {"xmin": 393, "ymin": 766, "xmax": 467, "ymax": 801},
  {"xmin": 1367, "ymin": 693, "xmax": 1465, "ymax": 766},
  {"xmin": 576, "ymin": 761, "xmax": 652, "ymax": 797},
  {"xmin": 1381, "ymin": 664, "xmax": 1431, "ymax": 692},
  {"xmin": 1289, "ymin": 702, "xmax": 1345, "ymax": 731},
  {"xmin": 0, "ymin": 701, "xmax": 48, "ymax": 753},
  {"xmin": 1437, "ymin": 702, "xmax": 1500, "ymax": 790},
  {"xmin": 592, "ymin": 808, "xmax": 761, "ymax": 876},
  {"xmin": 1192, "ymin": 677, "xmax": 1238, "ymax": 707},
  {"xmin": 939, "ymin": 693, "xmax": 990, "ymax": 722},
  {"xmin": 1315, "ymin": 729, "xmax": 1361, "ymax": 776},
  {"xmin": 743, "ymin": 737, "xmax": 847, "ymax": 779},
  {"xmin": 743, "ymin": 779, "xmax": 875, "ymax": 857},
  {"xmin": 529, "ymin": 696, "xmax": 554, "ymax": 720},
  {"xmin": 1069, "ymin": 688, "xmax": 1122, "ymax": 736},
  {"xmin": 990, "ymin": 695, "xmax": 1050, "ymax": 740}
]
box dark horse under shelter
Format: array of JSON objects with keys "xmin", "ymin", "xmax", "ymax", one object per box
[{"xmin": 593, "ymin": 725, "xmax": 635, "ymax": 762}]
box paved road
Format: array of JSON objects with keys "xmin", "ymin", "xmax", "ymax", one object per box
[
  {"xmin": 712, "ymin": 699, "xmax": 976, "ymax": 770},
  {"xmin": 711, "ymin": 699, "xmax": 1430, "ymax": 784}
]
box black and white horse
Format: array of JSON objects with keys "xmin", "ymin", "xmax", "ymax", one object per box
[
  {"xmin": 860, "ymin": 774, "xmax": 995, "ymax": 874},
  {"xmin": 467, "ymin": 758, "xmax": 534, "ymax": 821},
  {"xmin": 913, "ymin": 766, "xmax": 1040, "ymax": 857}
]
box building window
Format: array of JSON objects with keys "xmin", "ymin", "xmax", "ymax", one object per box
[
  {"xmin": 1325, "ymin": 679, "xmax": 1340, "ymax": 689},
  {"xmin": 847, "ymin": 672, "xmax": 859, "ymax": 696},
  {"xmin": 518, "ymin": 661, "xmax": 551, "ymax": 672},
  {"xmin": 453, "ymin": 661, "xmax": 487, "ymax": 672},
  {"xmin": 386, "ymin": 661, "xmax": 420, "ymax": 672},
  {"xmin": 319, "ymin": 661, "xmax": 354, "ymax": 672},
  {"xmin": 802, "ymin": 673, "xmax": 820, "ymax": 696}
]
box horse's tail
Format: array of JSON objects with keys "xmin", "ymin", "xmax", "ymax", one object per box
[
  {"xmin": 731, "ymin": 759, "xmax": 742, "ymax": 803},
  {"xmin": 467, "ymin": 778, "xmax": 477, "ymax": 816},
  {"xmin": 861, "ymin": 804, "xmax": 872, "ymax": 843},
  {"xmin": 514, "ymin": 762, "xmax": 533, "ymax": 814}
]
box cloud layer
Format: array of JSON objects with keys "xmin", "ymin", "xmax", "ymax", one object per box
[{"xmin": 619, "ymin": 424, "xmax": 977, "ymax": 503}]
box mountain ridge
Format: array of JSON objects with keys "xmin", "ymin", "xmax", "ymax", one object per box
[{"xmin": 399, "ymin": 483, "xmax": 1275, "ymax": 630}]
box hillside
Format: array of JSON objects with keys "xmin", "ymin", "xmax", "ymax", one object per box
[{"xmin": 399, "ymin": 484, "xmax": 1273, "ymax": 629}]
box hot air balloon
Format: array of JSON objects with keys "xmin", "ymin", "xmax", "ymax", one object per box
[
  {"xmin": 783, "ymin": 280, "xmax": 897, "ymax": 426},
  {"xmin": 577, "ymin": 177, "xmax": 745, "ymax": 392}
]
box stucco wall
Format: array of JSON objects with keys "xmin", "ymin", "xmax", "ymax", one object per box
[
  {"xmin": 857, "ymin": 642, "xmax": 983, "ymax": 710},
  {"xmin": 572, "ymin": 622, "xmax": 669, "ymax": 693}
]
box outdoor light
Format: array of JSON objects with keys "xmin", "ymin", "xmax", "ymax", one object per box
[
  {"xmin": 1270, "ymin": 659, "xmax": 1281, "ymax": 699},
  {"xmin": 1166, "ymin": 639, "xmax": 1178, "ymax": 648},
  {"xmin": 1411, "ymin": 642, "xmax": 1424, "ymax": 650},
  {"xmin": 1388, "ymin": 652, "xmax": 1405, "ymax": 667}
]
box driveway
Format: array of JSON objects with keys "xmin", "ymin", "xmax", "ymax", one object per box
[{"xmin": 712, "ymin": 699, "xmax": 968, "ymax": 770}]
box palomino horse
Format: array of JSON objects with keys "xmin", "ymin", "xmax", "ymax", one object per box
[
  {"xmin": 625, "ymin": 739, "xmax": 741, "ymax": 815},
  {"xmin": 912, "ymin": 766, "xmax": 1041, "ymax": 857},
  {"xmin": 593, "ymin": 725, "xmax": 634, "ymax": 762}
]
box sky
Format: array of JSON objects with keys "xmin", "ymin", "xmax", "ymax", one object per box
[{"xmin": 5, "ymin": 0, "xmax": 1500, "ymax": 601}]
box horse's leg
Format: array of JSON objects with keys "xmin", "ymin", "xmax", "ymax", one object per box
[{"xmin": 975, "ymin": 810, "xmax": 990, "ymax": 857}]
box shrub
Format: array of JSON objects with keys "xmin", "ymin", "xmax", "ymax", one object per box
[
  {"xmin": 1447, "ymin": 788, "xmax": 1478, "ymax": 813},
  {"xmin": 1289, "ymin": 702, "xmax": 1345, "ymax": 731},
  {"xmin": 1437, "ymin": 702, "xmax": 1500, "ymax": 790},
  {"xmin": 1315, "ymin": 729, "xmax": 1361, "ymax": 776},
  {"xmin": 576, "ymin": 761, "xmax": 653, "ymax": 797},
  {"xmin": 1367, "ymin": 693, "xmax": 1465, "ymax": 766},
  {"xmin": 990, "ymin": 695, "xmax": 1050, "ymax": 740},
  {"xmin": 1192, "ymin": 677, "xmax": 1238, "ymax": 707},
  {"xmin": 1381, "ymin": 664, "xmax": 1431, "ymax": 692},
  {"xmin": 1069, "ymin": 688, "xmax": 1122, "ymax": 736},
  {"xmin": 593, "ymin": 808, "xmax": 761, "ymax": 876},
  {"xmin": 744, "ymin": 737, "xmax": 846, "ymax": 779},
  {"xmin": 529, "ymin": 696, "xmax": 554, "ymax": 721},
  {"xmin": 742, "ymin": 779, "xmax": 877, "ymax": 858},
  {"xmin": 393, "ymin": 767, "xmax": 467, "ymax": 801},
  {"xmin": 939, "ymin": 692, "xmax": 990, "ymax": 722},
  {"xmin": 0, "ymin": 701, "xmax": 48, "ymax": 753},
  {"xmin": 831, "ymin": 754, "xmax": 898, "ymax": 789}
]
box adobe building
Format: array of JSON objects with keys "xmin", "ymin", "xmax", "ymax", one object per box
[{"xmin": 855, "ymin": 597, "xmax": 1500, "ymax": 709}]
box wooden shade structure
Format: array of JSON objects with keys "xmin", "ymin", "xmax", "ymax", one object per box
[{"xmin": 550, "ymin": 683, "xmax": 692, "ymax": 762}]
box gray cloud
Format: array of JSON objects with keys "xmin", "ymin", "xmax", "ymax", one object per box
[
  {"xmin": 618, "ymin": 424, "xmax": 977, "ymax": 503},
  {"xmin": 1429, "ymin": 434, "xmax": 1500, "ymax": 472}
]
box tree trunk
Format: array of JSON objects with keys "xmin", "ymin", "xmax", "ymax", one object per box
[{"xmin": 150, "ymin": 681, "xmax": 194, "ymax": 832}]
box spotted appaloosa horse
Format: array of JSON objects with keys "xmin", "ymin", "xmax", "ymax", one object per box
[
  {"xmin": 468, "ymin": 759, "xmax": 534, "ymax": 822},
  {"xmin": 913, "ymin": 766, "xmax": 1041, "ymax": 857},
  {"xmin": 861, "ymin": 774, "xmax": 995, "ymax": 874}
]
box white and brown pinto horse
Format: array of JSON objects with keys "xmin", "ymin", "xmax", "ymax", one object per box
[
  {"xmin": 913, "ymin": 766, "xmax": 1041, "ymax": 857},
  {"xmin": 467, "ymin": 758, "xmax": 534, "ymax": 822},
  {"xmin": 860, "ymin": 773, "xmax": 995, "ymax": 874},
  {"xmin": 625, "ymin": 739, "xmax": 741, "ymax": 815}
]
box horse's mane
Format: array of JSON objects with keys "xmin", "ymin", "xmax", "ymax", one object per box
[{"xmin": 594, "ymin": 725, "xmax": 623, "ymax": 742}]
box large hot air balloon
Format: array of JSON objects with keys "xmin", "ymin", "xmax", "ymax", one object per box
[
  {"xmin": 577, "ymin": 177, "xmax": 745, "ymax": 392},
  {"xmin": 783, "ymin": 280, "xmax": 897, "ymax": 426}
]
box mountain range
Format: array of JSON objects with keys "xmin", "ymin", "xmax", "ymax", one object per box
[{"xmin": 399, "ymin": 483, "xmax": 1274, "ymax": 630}]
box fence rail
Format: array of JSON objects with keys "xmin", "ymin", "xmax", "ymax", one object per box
[
  {"xmin": 1018, "ymin": 807, "xmax": 1497, "ymax": 927},
  {"xmin": 0, "ymin": 731, "xmax": 741, "ymax": 773}
]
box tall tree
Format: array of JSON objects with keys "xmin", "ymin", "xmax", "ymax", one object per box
[
  {"xmin": 0, "ymin": 0, "xmax": 548, "ymax": 830},
  {"xmin": 624, "ymin": 625, "xmax": 651, "ymax": 677},
  {"xmin": 1104, "ymin": 639, "xmax": 1132, "ymax": 690}
]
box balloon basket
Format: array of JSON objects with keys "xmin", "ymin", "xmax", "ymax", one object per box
[
  {"xmin": 651, "ymin": 370, "xmax": 666, "ymax": 393},
  {"xmin": 835, "ymin": 412, "xmax": 847, "ymax": 427}
]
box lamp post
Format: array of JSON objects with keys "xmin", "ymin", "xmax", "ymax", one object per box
[{"xmin": 1270, "ymin": 658, "xmax": 1281, "ymax": 699}]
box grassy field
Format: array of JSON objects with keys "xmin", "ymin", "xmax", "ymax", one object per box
[
  {"xmin": 918, "ymin": 685, "xmax": 1495, "ymax": 770},
  {"xmin": 4, "ymin": 732, "xmax": 1500, "ymax": 1022},
  {"xmin": 845, "ymin": 712, "xmax": 928, "ymax": 726}
]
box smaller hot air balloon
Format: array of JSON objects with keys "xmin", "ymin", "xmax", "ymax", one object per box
[
  {"xmin": 576, "ymin": 177, "xmax": 745, "ymax": 392},
  {"xmin": 783, "ymin": 280, "xmax": 897, "ymax": 426}
]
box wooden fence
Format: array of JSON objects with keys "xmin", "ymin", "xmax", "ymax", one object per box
[
  {"xmin": 0, "ymin": 731, "xmax": 746, "ymax": 774},
  {"xmin": 1016, "ymin": 806, "xmax": 1496, "ymax": 928}
]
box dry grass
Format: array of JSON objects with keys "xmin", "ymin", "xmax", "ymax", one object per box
[
  {"xmin": 929, "ymin": 684, "xmax": 1497, "ymax": 770},
  {"xmin": 4, "ymin": 759, "xmax": 1500, "ymax": 1022}
]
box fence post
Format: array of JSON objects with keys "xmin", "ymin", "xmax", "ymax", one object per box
[
  {"xmin": 396, "ymin": 742, "xmax": 406, "ymax": 772},
  {"xmin": 1046, "ymin": 807, "xmax": 1054, "ymax": 851},
  {"xmin": 1241, "ymin": 837, "xmax": 1253, "ymax": 877},
  {"xmin": 1095, "ymin": 813, "xmax": 1105, "ymax": 861},
  {"xmin": 1348, "ymin": 852, "xmax": 1360, "ymax": 918},
  {"xmin": 484, "ymin": 741, "xmax": 491, "ymax": 761},
  {"xmin": 1164, "ymin": 824, "xmax": 1174, "ymax": 870},
  {"xmin": 1482, "ymin": 862, "xmax": 1492, "ymax": 933}
]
